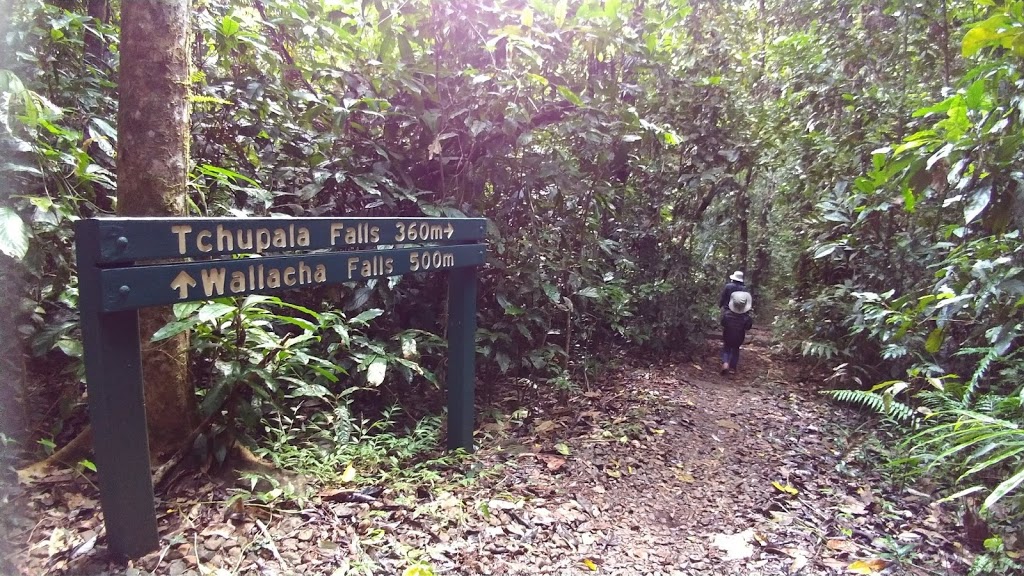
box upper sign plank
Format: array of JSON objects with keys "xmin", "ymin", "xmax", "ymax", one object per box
[{"xmin": 89, "ymin": 217, "xmax": 487, "ymax": 264}]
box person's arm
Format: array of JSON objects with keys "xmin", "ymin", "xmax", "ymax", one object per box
[
  {"xmin": 719, "ymin": 286, "xmax": 730, "ymax": 309},
  {"xmin": 744, "ymin": 315, "xmax": 753, "ymax": 330}
]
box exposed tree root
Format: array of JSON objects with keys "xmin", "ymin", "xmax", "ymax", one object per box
[{"xmin": 17, "ymin": 426, "xmax": 93, "ymax": 482}]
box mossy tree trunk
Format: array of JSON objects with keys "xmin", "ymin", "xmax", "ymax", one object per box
[{"xmin": 117, "ymin": 0, "xmax": 197, "ymax": 458}]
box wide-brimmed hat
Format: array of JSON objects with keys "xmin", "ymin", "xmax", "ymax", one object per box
[
  {"xmin": 730, "ymin": 270, "xmax": 744, "ymax": 283},
  {"xmin": 729, "ymin": 291, "xmax": 752, "ymax": 314}
]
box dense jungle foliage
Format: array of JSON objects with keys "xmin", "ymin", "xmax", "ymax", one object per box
[{"xmin": 2, "ymin": 0, "xmax": 1024, "ymax": 567}]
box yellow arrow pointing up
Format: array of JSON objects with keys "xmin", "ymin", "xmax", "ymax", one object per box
[{"xmin": 170, "ymin": 270, "xmax": 196, "ymax": 299}]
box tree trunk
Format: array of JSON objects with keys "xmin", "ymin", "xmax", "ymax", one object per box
[
  {"xmin": 750, "ymin": 191, "xmax": 773, "ymax": 298},
  {"xmin": 117, "ymin": 0, "xmax": 196, "ymax": 458},
  {"xmin": 84, "ymin": 0, "xmax": 109, "ymax": 65},
  {"xmin": 737, "ymin": 170, "xmax": 752, "ymax": 274}
]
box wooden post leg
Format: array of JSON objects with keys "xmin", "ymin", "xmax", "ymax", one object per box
[
  {"xmin": 77, "ymin": 221, "xmax": 158, "ymax": 557},
  {"xmin": 446, "ymin": 266, "xmax": 477, "ymax": 452}
]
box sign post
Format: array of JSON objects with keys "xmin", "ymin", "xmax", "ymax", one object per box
[{"xmin": 75, "ymin": 216, "xmax": 486, "ymax": 557}]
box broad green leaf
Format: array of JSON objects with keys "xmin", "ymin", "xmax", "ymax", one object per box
[
  {"xmin": 366, "ymin": 357, "xmax": 387, "ymax": 386},
  {"xmin": 90, "ymin": 117, "xmax": 117, "ymax": 140},
  {"xmin": 351, "ymin": 308, "xmax": 384, "ymax": 325},
  {"xmin": 542, "ymin": 282, "xmax": 561, "ymax": 304},
  {"xmin": 152, "ymin": 318, "xmax": 200, "ymax": 341},
  {"xmin": 220, "ymin": 15, "xmax": 240, "ymax": 38},
  {"xmin": 576, "ymin": 287, "xmax": 600, "ymax": 298},
  {"xmin": 401, "ymin": 334, "xmax": 417, "ymax": 358},
  {"xmin": 57, "ymin": 338, "xmax": 83, "ymax": 358},
  {"xmin": 965, "ymin": 79, "xmax": 987, "ymax": 109},
  {"xmin": 495, "ymin": 351, "xmax": 511, "ymax": 373},
  {"xmin": 496, "ymin": 294, "xmax": 524, "ymax": 315},
  {"xmin": 197, "ymin": 302, "xmax": 237, "ymax": 323},
  {"xmin": 0, "ymin": 207, "xmax": 30, "ymax": 260},
  {"xmin": 521, "ymin": 7, "xmax": 534, "ymax": 27},
  {"xmin": 963, "ymin": 26, "xmax": 998, "ymax": 57},
  {"xmin": 962, "ymin": 16, "xmax": 1013, "ymax": 57},
  {"xmin": 964, "ymin": 186, "xmax": 991, "ymax": 224},
  {"xmin": 925, "ymin": 328, "xmax": 944, "ymax": 353},
  {"xmin": 813, "ymin": 244, "xmax": 837, "ymax": 259},
  {"xmin": 604, "ymin": 0, "xmax": 621, "ymax": 19}
]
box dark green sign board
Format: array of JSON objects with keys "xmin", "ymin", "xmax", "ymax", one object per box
[
  {"xmin": 75, "ymin": 217, "xmax": 485, "ymax": 558},
  {"xmin": 92, "ymin": 217, "xmax": 487, "ymax": 263}
]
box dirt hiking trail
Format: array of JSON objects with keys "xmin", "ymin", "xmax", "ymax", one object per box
[{"xmin": 3, "ymin": 328, "xmax": 970, "ymax": 575}]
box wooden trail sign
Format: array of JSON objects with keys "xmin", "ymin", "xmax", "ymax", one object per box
[{"xmin": 75, "ymin": 216, "xmax": 486, "ymax": 558}]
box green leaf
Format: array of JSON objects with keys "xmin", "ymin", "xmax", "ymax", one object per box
[
  {"xmin": 965, "ymin": 79, "xmax": 987, "ymax": 109},
  {"xmin": 401, "ymin": 334, "xmax": 417, "ymax": 358},
  {"xmin": 197, "ymin": 302, "xmax": 237, "ymax": 323},
  {"xmin": 220, "ymin": 15, "xmax": 240, "ymax": 38},
  {"xmin": 576, "ymin": 287, "xmax": 600, "ymax": 298},
  {"xmin": 962, "ymin": 20, "xmax": 1004, "ymax": 57},
  {"xmin": 496, "ymin": 294, "xmax": 524, "ymax": 315},
  {"xmin": 351, "ymin": 308, "xmax": 384, "ymax": 325},
  {"xmin": 813, "ymin": 244, "xmax": 837, "ymax": 259},
  {"xmin": 56, "ymin": 338, "xmax": 83, "ymax": 358},
  {"xmin": 554, "ymin": 0, "xmax": 568, "ymax": 26},
  {"xmin": 925, "ymin": 328, "xmax": 944, "ymax": 354},
  {"xmin": 604, "ymin": 0, "xmax": 621, "ymax": 19},
  {"xmin": 982, "ymin": 465, "xmax": 1024, "ymax": 512},
  {"xmin": 152, "ymin": 318, "xmax": 200, "ymax": 341},
  {"xmin": 964, "ymin": 186, "xmax": 991, "ymax": 224},
  {"xmin": 936, "ymin": 485, "xmax": 986, "ymax": 503},
  {"xmin": 495, "ymin": 351, "xmax": 511, "ymax": 373},
  {"xmin": 0, "ymin": 207, "xmax": 31, "ymax": 260},
  {"xmin": 521, "ymin": 7, "xmax": 534, "ymax": 27},
  {"xmin": 542, "ymin": 282, "xmax": 561, "ymax": 304},
  {"xmin": 556, "ymin": 85, "xmax": 583, "ymax": 107},
  {"xmin": 366, "ymin": 357, "xmax": 387, "ymax": 386}
]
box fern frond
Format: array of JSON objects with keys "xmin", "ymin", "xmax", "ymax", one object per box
[
  {"xmin": 823, "ymin": 389, "xmax": 916, "ymax": 422},
  {"xmin": 964, "ymin": 346, "xmax": 1001, "ymax": 405},
  {"xmin": 918, "ymin": 390, "xmax": 964, "ymax": 411}
]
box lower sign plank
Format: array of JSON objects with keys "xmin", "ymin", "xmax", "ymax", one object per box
[{"xmin": 99, "ymin": 245, "xmax": 486, "ymax": 312}]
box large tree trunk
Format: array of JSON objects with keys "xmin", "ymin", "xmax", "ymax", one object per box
[{"xmin": 117, "ymin": 0, "xmax": 196, "ymax": 458}]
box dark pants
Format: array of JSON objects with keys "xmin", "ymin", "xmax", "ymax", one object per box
[{"xmin": 721, "ymin": 345, "xmax": 741, "ymax": 370}]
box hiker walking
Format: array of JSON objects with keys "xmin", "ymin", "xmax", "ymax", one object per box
[
  {"xmin": 719, "ymin": 270, "xmax": 746, "ymax": 311},
  {"xmin": 721, "ymin": 291, "xmax": 753, "ymax": 375}
]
